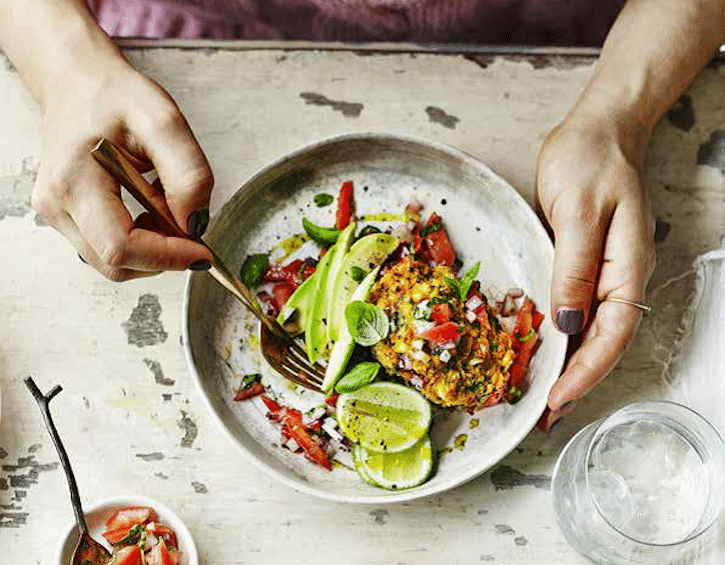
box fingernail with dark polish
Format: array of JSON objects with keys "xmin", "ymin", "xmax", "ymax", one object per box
[
  {"xmin": 78, "ymin": 253, "xmax": 87, "ymax": 264},
  {"xmin": 187, "ymin": 208, "xmax": 209, "ymax": 239},
  {"xmin": 560, "ymin": 400, "xmax": 577, "ymax": 414},
  {"xmin": 188, "ymin": 259, "xmax": 211, "ymax": 271},
  {"xmin": 549, "ymin": 417, "xmax": 563, "ymax": 432},
  {"xmin": 556, "ymin": 308, "xmax": 584, "ymax": 335}
]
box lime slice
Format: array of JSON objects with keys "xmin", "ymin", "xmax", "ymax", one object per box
[
  {"xmin": 353, "ymin": 436, "xmax": 434, "ymax": 490},
  {"xmin": 337, "ymin": 382, "xmax": 432, "ymax": 453}
]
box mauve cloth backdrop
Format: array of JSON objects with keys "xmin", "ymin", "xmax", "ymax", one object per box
[{"xmin": 86, "ymin": 0, "xmax": 625, "ymax": 45}]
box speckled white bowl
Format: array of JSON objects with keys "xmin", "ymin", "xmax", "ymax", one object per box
[
  {"xmin": 56, "ymin": 495, "xmax": 198, "ymax": 565},
  {"xmin": 183, "ymin": 133, "xmax": 567, "ymax": 503}
]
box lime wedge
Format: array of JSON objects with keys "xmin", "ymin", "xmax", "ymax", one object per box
[
  {"xmin": 353, "ymin": 435, "xmax": 434, "ymax": 490},
  {"xmin": 337, "ymin": 382, "xmax": 432, "ymax": 453}
]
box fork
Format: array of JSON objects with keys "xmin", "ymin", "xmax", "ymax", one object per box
[{"xmin": 91, "ymin": 138, "xmax": 325, "ymax": 392}]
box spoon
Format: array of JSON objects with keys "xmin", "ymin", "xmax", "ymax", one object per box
[{"xmin": 25, "ymin": 377, "xmax": 111, "ymax": 565}]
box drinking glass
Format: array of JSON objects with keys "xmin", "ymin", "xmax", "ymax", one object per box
[{"xmin": 552, "ymin": 401, "xmax": 723, "ymax": 565}]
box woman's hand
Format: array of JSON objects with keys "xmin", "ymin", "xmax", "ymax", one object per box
[
  {"xmin": 536, "ymin": 115, "xmax": 656, "ymax": 430},
  {"xmin": 32, "ymin": 48, "xmax": 214, "ymax": 281}
]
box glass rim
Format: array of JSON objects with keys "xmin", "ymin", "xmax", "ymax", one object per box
[{"xmin": 584, "ymin": 399, "xmax": 724, "ymax": 548}]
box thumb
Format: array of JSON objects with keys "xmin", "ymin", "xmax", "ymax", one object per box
[
  {"xmin": 129, "ymin": 96, "xmax": 213, "ymax": 239},
  {"xmin": 550, "ymin": 213, "xmax": 606, "ymax": 335}
]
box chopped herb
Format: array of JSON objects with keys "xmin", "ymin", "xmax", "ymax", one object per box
[
  {"xmin": 518, "ymin": 328, "xmax": 536, "ymax": 342},
  {"xmin": 466, "ymin": 381, "xmax": 484, "ymax": 393},
  {"xmin": 345, "ymin": 301, "xmax": 389, "ymax": 346},
  {"xmin": 358, "ymin": 225, "xmax": 382, "ymax": 238},
  {"xmin": 335, "ymin": 362, "xmax": 381, "ymax": 393},
  {"xmin": 420, "ymin": 222, "xmax": 442, "ymax": 237},
  {"xmin": 469, "ymin": 418, "xmax": 480, "ymax": 429},
  {"xmin": 240, "ymin": 373, "xmax": 262, "ymax": 389},
  {"xmin": 506, "ymin": 386, "xmax": 523, "ymax": 404},
  {"xmin": 454, "ymin": 434, "xmax": 468, "ymax": 450},
  {"xmin": 239, "ymin": 253, "xmax": 269, "ymax": 288},
  {"xmin": 350, "ymin": 265, "xmax": 366, "ymax": 283},
  {"xmin": 438, "ymin": 446, "xmax": 453, "ymax": 457},
  {"xmin": 314, "ymin": 193, "xmax": 334, "ymax": 207},
  {"xmin": 116, "ymin": 523, "xmax": 144, "ymax": 545}
]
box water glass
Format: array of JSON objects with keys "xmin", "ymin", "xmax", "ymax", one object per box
[{"xmin": 552, "ymin": 401, "xmax": 723, "ymax": 565}]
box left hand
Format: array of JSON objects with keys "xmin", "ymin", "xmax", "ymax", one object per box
[{"xmin": 535, "ymin": 114, "xmax": 657, "ymax": 430}]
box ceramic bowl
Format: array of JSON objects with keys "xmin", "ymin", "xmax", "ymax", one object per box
[
  {"xmin": 183, "ymin": 132, "xmax": 567, "ymax": 503},
  {"xmin": 56, "ymin": 495, "xmax": 198, "ymax": 565}
]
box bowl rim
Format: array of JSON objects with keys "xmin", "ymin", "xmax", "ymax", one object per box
[
  {"xmin": 54, "ymin": 494, "xmax": 199, "ymax": 565},
  {"xmin": 182, "ymin": 131, "xmax": 566, "ymax": 504}
]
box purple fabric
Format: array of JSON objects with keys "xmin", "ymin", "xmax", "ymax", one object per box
[{"xmin": 87, "ymin": 0, "xmax": 625, "ymax": 46}]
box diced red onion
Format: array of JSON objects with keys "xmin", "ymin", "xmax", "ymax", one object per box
[
  {"xmin": 409, "ymin": 376, "xmax": 423, "ymax": 388},
  {"xmin": 466, "ymin": 296, "xmax": 484, "ymax": 311},
  {"xmin": 465, "ymin": 310, "xmax": 477, "ymax": 323},
  {"xmin": 440, "ymin": 340, "xmax": 457, "ymax": 350},
  {"xmin": 507, "ymin": 287, "xmax": 524, "ymax": 299},
  {"xmin": 392, "ymin": 223, "xmax": 414, "ymax": 244},
  {"xmin": 414, "ymin": 320, "xmax": 435, "ymax": 335},
  {"xmin": 401, "ymin": 355, "xmax": 413, "ymax": 370},
  {"xmin": 440, "ymin": 350, "xmax": 451, "ymax": 363}
]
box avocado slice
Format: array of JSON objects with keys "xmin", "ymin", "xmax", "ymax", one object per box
[
  {"xmin": 276, "ymin": 273, "xmax": 316, "ymax": 336},
  {"xmin": 323, "ymin": 267, "xmax": 381, "ymax": 392},
  {"xmin": 324, "ymin": 222, "xmax": 356, "ymax": 342},
  {"xmin": 327, "ymin": 234, "xmax": 398, "ymax": 343},
  {"xmin": 304, "ymin": 245, "xmax": 334, "ymax": 364}
]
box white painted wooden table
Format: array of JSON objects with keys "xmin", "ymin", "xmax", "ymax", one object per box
[{"xmin": 1, "ymin": 43, "xmax": 724, "ymax": 565}]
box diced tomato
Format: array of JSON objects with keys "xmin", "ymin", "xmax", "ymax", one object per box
[
  {"xmin": 431, "ymin": 303, "xmax": 452, "ymax": 323},
  {"xmin": 283, "ymin": 416, "xmax": 332, "ymax": 470},
  {"xmin": 102, "ymin": 526, "xmax": 132, "ymax": 544},
  {"xmin": 263, "ymin": 259, "xmax": 305, "ymax": 288},
  {"xmin": 480, "ymin": 383, "xmax": 505, "ymax": 408},
  {"xmin": 105, "ymin": 507, "xmax": 154, "ymax": 531},
  {"xmin": 301, "ymin": 264, "xmax": 316, "ymax": 280},
  {"xmin": 423, "ymin": 213, "xmax": 455, "ymax": 266},
  {"xmin": 412, "ymin": 224, "xmax": 423, "ymax": 255},
  {"xmin": 325, "ymin": 392, "xmax": 339, "ymax": 407},
  {"xmin": 114, "ymin": 545, "xmax": 142, "ymax": 565},
  {"xmin": 234, "ymin": 380, "xmax": 265, "ymax": 401},
  {"xmin": 532, "ymin": 309, "xmax": 545, "ymax": 331},
  {"xmin": 149, "ymin": 524, "xmax": 178, "ymax": 549},
  {"xmin": 260, "ymin": 395, "xmax": 282, "ymax": 414},
  {"xmin": 335, "ymin": 180, "xmax": 355, "ymax": 230},
  {"xmin": 474, "ymin": 305, "xmax": 491, "ymax": 331},
  {"xmin": 146, "ymin": 540, "xmax": 174, "ymax": 565},
  {"xmin": 509, "ymin": 298, "xmax": 541, "ymax": 387},
  {"xmin": 272, "ymin": 282, "xmax": 295, "ymax": 312},
  {"xmin": 466, "ymin": 280, "xmax": 483, "ymax": 301},
  {"xmin": 420, "ymin": 321, "xmax": 460, "ymax": 344}
]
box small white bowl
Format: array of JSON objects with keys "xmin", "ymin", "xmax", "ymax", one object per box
[{"xmin": 56, "ymin": 495, "xmax": 198, "ymax": 565}]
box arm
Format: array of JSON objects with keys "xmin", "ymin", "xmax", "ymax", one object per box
[
  {"xmin": 537, "ymin": 0, "xmax": 725, "ymax": 429},
  {"xmin": 0, "ymin": 0, "xmax": 214, "ymax": 280}
]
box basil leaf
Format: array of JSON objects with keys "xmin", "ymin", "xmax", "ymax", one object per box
[
  {"xmin": 239, "ymin": 253, "xmax": 269, "ymax": 288},
  {"xmin": 345, "ymin": 301, "xmax": 389, "ymax": 346},
  {"xmin": 335, "ymin": 362, "xmax": 381, "ymax": 393},
  {"xmin": 302, "ymin": 217, "xmax": 341, "ymax": 245},
  {"xmin": 443, "ymin": 276, "xmax": 461, "ymax": 298},
  {"xmin": 458, "ymin": 261, "xmax": 481, "ymax": 301},
  {"xmin": 350, "ymin": 266, "xmax": 366, "ymax": 283},
  {"xmin": 314, "ymin": 193, "xmax": 334, "ymax": 207}
]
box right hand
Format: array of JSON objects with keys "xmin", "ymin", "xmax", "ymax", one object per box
[{"xmin": 32, "ymin": 51, "xmax": 214, "ymax": 281}]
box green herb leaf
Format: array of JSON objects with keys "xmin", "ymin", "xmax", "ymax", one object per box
[
  {"xmin": 443, "ymin": 276, "xmax": 461, "ymax": 298},
  {"xmin": 518, "ymin": 328, "xmax": 536, "ymax": 342},
  {"xmin": 302, "ymin": 217, "xmax": 341, "ymax": 245},
  {"xmin": 335, "ymin": 362, "xmax": 381, "ymax": 393},
  {"xmin": 239, "ymin": 253, "xmax": 269, "ymax": 288},
  {"xmin": 420, "ymin": 222, "xmax": 442, "ymax": 237},
  {"xmin": 350, "ymin": 266, "xmax": 366, "ymax": 283},
  {"xmin": 458, "ymin": 261, "xmax": 481, "ymax": 301},
  {"xmin": 345, "ymin": 301, "xmax": 389, "ymax": 346},
  {"xmin": 240, "ymin": 373, "xmax": 262, "ymax": 389},
  {"xmin": 116, "ymin": 523, "xmax": 145, "ymax": 546},
  {"xmin": 314, "ymin": 193, "xmax": 334, "ymax": 207}
]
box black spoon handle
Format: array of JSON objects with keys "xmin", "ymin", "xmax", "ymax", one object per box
[{"xmin": 24, "ymin": 377, "xmax": 88, "ymax": 534}]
